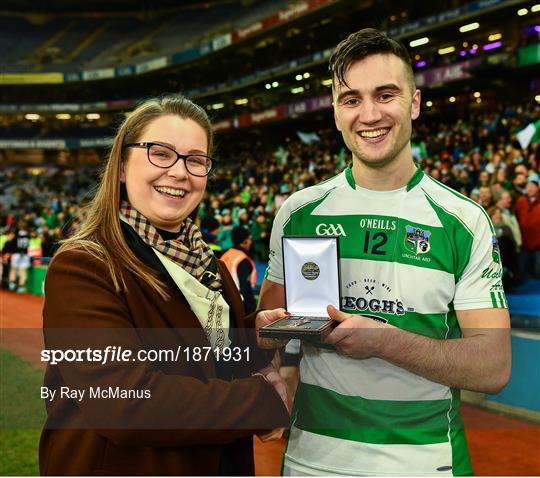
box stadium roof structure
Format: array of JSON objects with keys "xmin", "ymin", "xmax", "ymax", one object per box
[{"xmin": 0, "ymin": 0, "xmax": 249, "ymax": 15}]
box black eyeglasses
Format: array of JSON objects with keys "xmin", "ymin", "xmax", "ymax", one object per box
[{"xmin": 123, "ymin": 142, "xmax": 215, "ymax": 177}]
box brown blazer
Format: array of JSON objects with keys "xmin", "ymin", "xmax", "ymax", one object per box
[{"xmin": 40, "ymin": 248, "xmax": 289, "ymax": 475}]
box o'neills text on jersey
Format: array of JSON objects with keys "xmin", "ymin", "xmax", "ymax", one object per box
[{"xmin": 359, "ymin": 218, "xmax": 397, "ymax": 230}]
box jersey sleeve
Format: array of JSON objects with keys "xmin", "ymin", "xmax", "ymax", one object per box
[
  {"xmin": 265, "ymin": 200, "xmax": 292, "ymax": 285},
  {"xmin": 453, "ymin": 209, "xmax": 507, "ymax": 310}
]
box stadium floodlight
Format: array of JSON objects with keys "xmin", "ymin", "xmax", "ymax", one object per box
[
  {"xmin": 234, "ymin": 98, "xmax": 248, "ymax": 105},
  {"xmin": 459, "ymin": 22, "xmax": 479, "ymax": 33},
  {"xmin": 211, "ymin": 103, "xmax": 224, "ymax": 110},
  {"xmin": 24, "ymin": 113, "xmax": 40, "ymax": 121},
  {"xmin": 483, "ymin": 41, "xmax": 502, "ymax": 51},
  {"xmin": 56, "ymin": 113, "xmax": 71, "ymax": 120},
  {"xmin": 295, "ymin": 74, "xmax": 303, "ymax": 81},
  {"xmin": 409, "ymin": 37, "xmax": 429, "ymax": 47},
  {"xmin": 517, "ymin": 8, "xmax": 528, "ymax": 16},
  {"xmin": 449, "ymin": 96, "xmax": 456, "ymax": 103},
  {"xmin": 321, "ymin": 79, "xmax": 333, "ymax": 86},
  {"xmin": 438, "ymin": 46, "xmax": 456, "ymax": 55},
  {"xmin": 426, "ymin": 101, "xmax": 433, "ymax": 107},
  {"xmin": 291, "ymin": 86, "xmax": 305, "ymax": 94},
  {"xmin": 272, "ymin": 81, "xmax": 279, "ymax": 88},
  {"xmin": 532, "ymin": 4, "xmax": 540, "ymax": 12},
  {"xmin": 303, "ymin": 72, "xmax": 310, "ymax": 79},
  {"xmin": 86, "ymin": 113, "xmax": 100, "ymax": 120},
  {"xmin": 488, "ymin": 33, "xmax": 502, "ymax": 41}
]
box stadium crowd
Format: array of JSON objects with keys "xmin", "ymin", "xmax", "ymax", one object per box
[{"xmin": 1, "ymin": 102, "xmax": 539, "ymax": 293}]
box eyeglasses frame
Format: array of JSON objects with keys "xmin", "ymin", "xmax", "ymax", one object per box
[{"xmin": 123, "ymin": 141, "xmax": 215, "ymax": 177}]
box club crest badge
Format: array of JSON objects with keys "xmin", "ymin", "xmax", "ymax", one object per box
[
  {"xmin": 404, "ymin": 225, "xmax": 431, "ymax": 255},
  {"xmin": 301, "ymin": 262, "xmax": 320, "ymax": 280}
]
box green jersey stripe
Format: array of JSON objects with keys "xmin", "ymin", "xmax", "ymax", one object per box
[
  {"xmin": 283, "ymin": 187, "xmax": 335, "ymax": 230},
  {"xmin": 422, "ymin": 189, "xmax": 474, "ymax": 238},
  {"xmin": 426, "ymin": 175, "xmax": 495, "ymax": 235},
  {"xmin": 293, "ymin": 382, "xmax": 455, "ymax": 445}
]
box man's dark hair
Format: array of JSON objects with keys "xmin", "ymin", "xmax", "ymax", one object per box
[{"xmin": 329, "ymin": 28, "xmax": 415, "ymax": 91}]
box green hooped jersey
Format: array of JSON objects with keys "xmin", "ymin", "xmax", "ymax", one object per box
[{"xmin": 266, "ymin": 165, "xmax": 507, "ymax": 476}]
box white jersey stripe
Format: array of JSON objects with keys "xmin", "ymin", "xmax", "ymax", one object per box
[
  {"xmin": 300, "ymin": 342, "xmax": 451, "ymax": 401},
  {"xmin": 285, "ymin": 427, "xmax": 454, "ymax": 476}
]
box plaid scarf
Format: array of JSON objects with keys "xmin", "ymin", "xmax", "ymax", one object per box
[{"xmin": 120, "ymin": 201, "xmax": 222, "ymax": 291}]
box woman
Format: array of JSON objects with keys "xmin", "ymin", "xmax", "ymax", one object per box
[{"xmin": 40, "ymin": 96, "xmax": 289, "ymax": 475}]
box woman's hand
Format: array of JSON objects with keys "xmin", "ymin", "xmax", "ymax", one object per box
[
  {"xmin": 255, "ymin": 363, "xmax": 291, "ymax": 442},
  {"xmin": 255, "ymin": 308, "xmax": 290, "ymax": 349}
]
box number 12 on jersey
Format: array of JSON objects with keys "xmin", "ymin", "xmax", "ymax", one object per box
[{"xmin": 363, "ymin": 231, "xmax": 388, "ymax": 256}]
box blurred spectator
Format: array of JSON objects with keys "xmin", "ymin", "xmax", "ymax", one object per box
[
  {"xmin": 251, "ymin": 210, "xmax": 271, "ymax": 261},
  {"xmin": 494, "ymin": 190, "xmax": 522, "ymax": 250},
  {"xmin": 217, "ymin": 210, "xmax": 234, "ymax": 251},
  {"xmin": 221, "ymin": 226, "xmax": 257, "ymax": 314},
  {"xmin": 514, "ymin": 175, "xmax": 540, "ymax": 279},
  {"xmin": 3, "ymin": 222, "xmax": 31, "ymax": 292},
  {"xmin": 479, "ymin": 186, "xmax": 494, "ymax": 209},
  {"xmin": 488, "ymin": 207, "xmax": 520, "ymax": 291},
  {"xmin": 200, "ymin": 216, "xmax": 222, "ymax": 257}
]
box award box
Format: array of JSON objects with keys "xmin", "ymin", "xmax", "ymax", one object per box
[{"xmin": 259, "ymin": 236, "xmax": 341, "ymax": 341}]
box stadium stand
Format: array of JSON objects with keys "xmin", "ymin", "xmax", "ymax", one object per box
[{"xmin": 0, "ymin": 3, "xmax": 539, "ymax": 474}]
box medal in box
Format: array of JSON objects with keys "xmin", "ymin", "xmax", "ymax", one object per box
[{"xmin": 259, "ymin": 236, "xmax": 341, "ymax": 341}]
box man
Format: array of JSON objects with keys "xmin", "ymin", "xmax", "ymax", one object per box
[
  {"xmin": 257, "ymin": 28, "xmax": 510, "ymax": 476},
  {"xmin": 514, "ymin": 175, "xmax": 540, "ymax": 278},
  {"xmin": 5, "ymin": 222, "xmax": 31, "ymax": 293},
  {"xmin": 478, "ymin": 185, "xmax": 494, "ymax": 209},
  {"xmin": 221, "ymin": 226, "xmax": 257, "ymax": 314},
  {"xmin": 495, "ymin": 190, "xmax": 522, "ymax": 250}
]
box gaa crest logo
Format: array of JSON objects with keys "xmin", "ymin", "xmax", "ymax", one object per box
[
  {"xmin": 315, "ymin": 223, "xmax": 347, "ymax": 236},
  {"xmin": 404, "ymin": 225, "xmax": 431, "ymax": 255}
]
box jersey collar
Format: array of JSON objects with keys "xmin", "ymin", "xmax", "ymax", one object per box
[
  {"xmin": 344, "ymin": 162, "xmax": 424, "ymax": 192},
  {"xmin": 406, "ymin": 163, "xmax": 425, "ymax": 192}
]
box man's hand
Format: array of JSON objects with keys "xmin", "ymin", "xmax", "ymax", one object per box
[
  {"xmin": 255, "ymin": 308, "xmax": 290, "ymax": 349},
  {"xmin": 256, "ymin": 363, "xmax": 291, "ymax": 442},
  {"xmin": 324, "ymin": 305, "xmax": 388, "ymax": 359}
]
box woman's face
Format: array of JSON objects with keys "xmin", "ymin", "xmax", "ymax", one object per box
[
  {"xmin": 121, "ymin": 115, "xmax": 208, "ymax": 232},
  {"xmin": 490, "ymin": 209, "xmax": 502, "ymax": 225}
]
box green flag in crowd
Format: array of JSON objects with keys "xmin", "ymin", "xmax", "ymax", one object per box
[{"xmin": 516, "ymin": 119, "xmax": 540, "ymax": 149}]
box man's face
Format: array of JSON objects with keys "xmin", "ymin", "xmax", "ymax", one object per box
[
  {"xmin": 333, "ymin": 54, "xmax": 420, "ymax": 169},
  {"xmin": 514, "ymin": 174, "xmax": 526, "ymax": 187},
  {"xmin": 526, "ymin": 181, "xmax": 539, "ymax": 198},
  {"xmin": 479, "ymin": 187, "xmax": 492, "ymax": 203}
]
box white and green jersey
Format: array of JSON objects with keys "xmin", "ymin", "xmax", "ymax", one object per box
[{"xmin": 266, "ymin": 165, "xmax": 506, "ymax": 476}]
